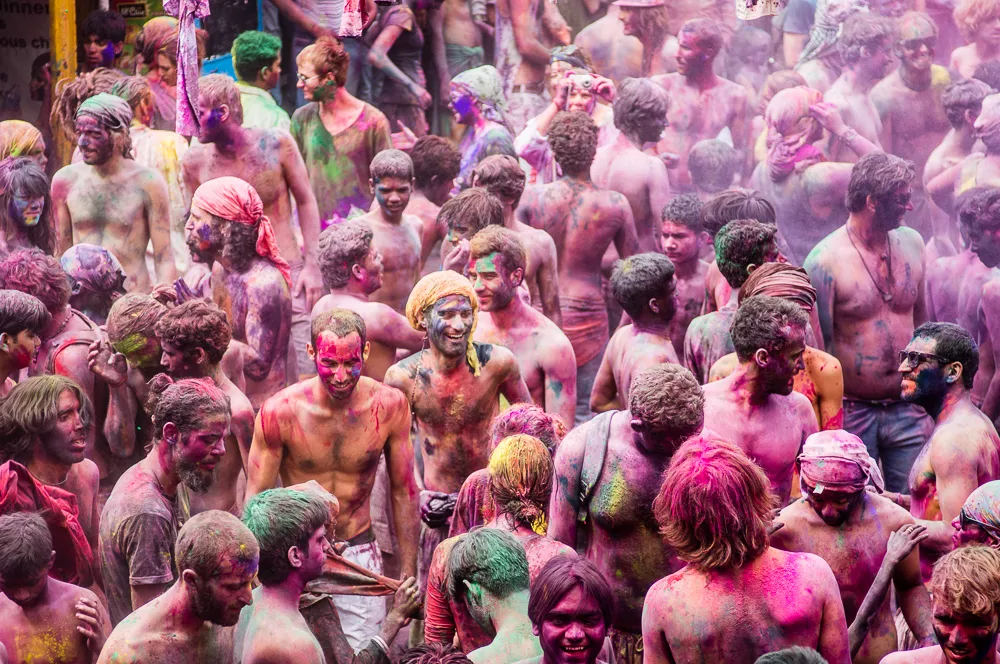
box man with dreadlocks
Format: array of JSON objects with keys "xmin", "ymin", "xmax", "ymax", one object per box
[{"xmin": 51, "ymin": 93, "xmax": 175, "ymax": 293}]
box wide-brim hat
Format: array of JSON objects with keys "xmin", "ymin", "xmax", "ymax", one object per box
[{"xmin": 613, "ymin": 0, "xmax": 666, "ymax": 8}]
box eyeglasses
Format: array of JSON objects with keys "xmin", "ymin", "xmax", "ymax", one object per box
[
  {"xmin": 897, "ymin": 350, "xmax": 949, "ymax": 368},
  {"xmin": 296, "ymin": 73, "xmax": 321, "ymax": 83},
  {"xmin": 901, "ymin": 38, "xmax": 936, "ymax": 51}
]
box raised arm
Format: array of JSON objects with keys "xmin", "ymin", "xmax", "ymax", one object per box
[
  {"xmin": 892, "ymin": 523, "xmax": 936, "ymax": 647},
  {"xmin": 367, "ymin": 15, "xmax": 432, "ymax": 109},
  {"xmin": 384, "ymin": 390, "xmax": 419, "ymax": 578},
  {"xmin": 280, "ymin": 131, "xmax": 325, "ymax": 310}
]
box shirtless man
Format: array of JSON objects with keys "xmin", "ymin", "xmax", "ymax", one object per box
[
  {"xmin": 248, "ymin": 309, "xmax": 418, "ymax": 647},
  {"xmin": 614, "ymin": 0, "xmax": 677, "ymax": 78},
  {"xmin": 549, "ymin": 363, "xmax": 705, "ymax": 664},
  {"xmin": 237, "ymin": 488, "xmax": 421, "ymax": 664},
  {"xmin": 97, "ymin": 511, "xmax": 258, "ymax": 664},
  {"xmin": 51, "ymin": 93, "xmax": 174, "ymax": 292},
  {"xmin": 805, "ymin": 152, "xmax": 932, "ymax": 494},
  {"xmin": 0, "ymin": 512, "xmax": 110, "ymax": 664},
  {"xmin": 965, "ymin": 189, "xmax": 1000, "ymax": 420},
  {"xmin": 438, "ymin": 0, "xmax": 486, "ymax": 102},
  {"xmin": 871, "ymin": 12, "xmax": 952, "ymax": 243},
  {"xmin": 409, "ymin": 136, "xmax": 462, "ymax": 273},
  {"xmin": 184, "ymin": 177, "xmax": 293, "ymax": 410},
  {"xmin": 660, "ymin": 195, "xmax": 710, "ymax": 354},
  {"xmin": 384, "ymin": 271, "xmax": 530, "ymax": 587},
  {"xmin": 900, "ymin": 322, "xmax": 1000, "ymax": 581},
  {"xmin": 494, "ymin": 0, "xmax": 554, "ymax": 134},
  {"xmin": 881, "ymin": 546, "xmax": 1000, "ymax": 664},
  {"xmin": 644, "ymin": 437, "xmax": 851, "ymax": 664},
  {"xmin": 472, "ymin": 155, "xmax": 560, "ymax": 323},
  {"xmin": 650, "ymin": 19, "xmax": 750, "ymax": 191},
  {"xmin": 929, "ymin": 96, "xmax": 1000, "ymax": 219},
  {"xmin": 312, "ymin": 220, "xmax": 424, "ymax": 381},
  {"xmin": 822, "ymin": 15, "xmax": 892, "ymax": 163},
  {"xmin": 771, "ymin": 431, "xmax": 935, "ymax": 664},
  {"xmin": 181, "ymin": 74, "xmax": 323, "ymax": 381},
  {"xmin": 591, "ymin": 253, "xmax": 678, "ymax": 413},
  {"xmin": 469, "ymin": 226, "xmax": 577, "ymax": 426},
  {"xmin": 573, "ymin": 5, "xmax": 644, "ymax": 84},
  {"xmin": 949, "ymin": 0, "xmax": 1000, "ymax": 80},
  {"xmin": 702, "ymin": 295, "xmax": 819, "ymax": 505},
  {"xmin": 155, "ymin": 300, "xmax": 256, "ymax": 517},
  {"xmin": 356, "ymin": 149, "xmax": 423, "ymax": 314},
  {"xmin": 520, "ymin": 111, "xmax": 639, "ymax": 423},
  {"xmin": 0, "ymin": 289, "xmax": 47, "ymax": 398},
  {"xmin": 591, "ymin": 79, "xmax": 671, "ymax": 254}
]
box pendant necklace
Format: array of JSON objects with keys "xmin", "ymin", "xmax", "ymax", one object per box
[{"xmin": 847, "ymin": 227, "xmax": 894, "ymax": 302}]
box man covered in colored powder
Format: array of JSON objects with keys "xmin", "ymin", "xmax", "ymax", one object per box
[
  {"xmin": 591, "ymin": 253, "xmax": 679, "ymax": 413},
  {"xmin": 97, "ymin": 511, "xmax": 258, "ymax": 663},
  {"xmin": 549, "ymin": 363, "xmax": 704, "ymax": 664},
  {"xmin": 0, "ymin": 290, "xmax": 48, "ymax": 398},
  {"xmin": 231, "ymin": 31, "xmax": 291, "ymax": 132},
  {"xmin": 59, "ymin": 244, "xmax": 126, "ymax": 327},
  {"xmin": 610, "ymin": 0, "xmax": 675, "ymax": 79},
  {"xmin": 881, "ymin": 546, "xmax": 1000, "ymax": 664},
  {"xmin": 99, "ymin": 378, "xmax": 231, "ymax": 626},
  {"xmin": 291, "ymin": 36, "xmax": 393, "ymax": 223},
  {"xmin": 871, "ymin": 12, "xmax": 953, "ymax": 245},
  {"xmin": 899, "ymin": 322, "xmax": 1000, "ymax": 580},
  {"xmin": 771, "ymin": 430, "xmax": 935, "ymax": 663},
  {"xmin": 385, "ymin": 271, "xmax": 530, "ymax": 592},
  {"xmin": 650, "ymin": 19, "xmax": 750, "ymax": 192},
  {"xmin": 183, "ymin": 176, "xmax": 293, "ymax": 409},
  {"xmin": 949, "ymin": 0, "xmax": 1000, "ymax": 79},
  {"xmin": 50, "ymin": 93, "xmax": 175, "ymax": 293},
  {"xmin": 79, "ymin": 10, "xmax": 126, "ymax": 73},
  {"xmin": 519, "ymin": 111, "xmax": 638, "ymax": 424},
  {"xmin": 805, "ymin": 152, "xmax": 932, "ymax": 494},
  {"xmin": 312, "ymin": 219, "xmax": 424, "ymax": 382},
  {"xmin": 0, "ymin": 512, "xmax": 110, "ymax": 664},
  {"xmin": 702, "ymin": 295, "xmax": 819, "ymax": 505},
  {"xmin": 155, "ymin": 300, "xmax": 256, "ymax": 518},
  {"xmin": 247, "ymin": 309, "xmax": 419, "ymax": 650},
  {"xmin": 709, "ymin": 263, "xmax": 845, "ymax": 431},
  {"xmin": 408, "ymin": 136, "xmax": 462, "ymax": 274},
  {"xmin": 660, "ymin": 195, "xmax": 710, "ymax": 355},
  {"xmin": 952, "ymin": 480, "xmax": 1000, "ymax": 549},
  {"xmin": 236, "ymin": 487, "xmax": 421, "ymax": 664},
  {"xmin": 591, "ymin": 79, "xmax": 671, "ymax": 254},
  {"xmin": 469, "ymin": 226, "xmax": 577, "ymax": 427},
  {"xmin": 448, "ymin": 66, "xmax": 517, "ymax": 192},
  {"xmin": 438, "ymin": 188, "xmax": 505, "ymax": 276},
  {"xmin": 354, "ymin": 150, "xmax": 425, "ymax": 314},
  {"xmin": 643, "ymin": 437, "xmax": 851, "ymax": 664}
]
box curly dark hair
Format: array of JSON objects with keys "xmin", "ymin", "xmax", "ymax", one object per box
[
  {"xmin": 730, "ymin": 295, "xmax": 808, "ymax": 362},
  {"xmin": 845, "ymin": 153, "xmax": 916, "ymax": 213},
  {"xmin": 473, "ymin": 155, "xmax": 525, "ymax": 207},
  {"xmin": 317, "ymin": 220, "xmax": 374, "ymax": 289},
  {"xmin": 611, "ymin": 252, "xmax": 676, "ymax": 319},
  {"xmin": 629, "ymin": 364, "xmax": 704, "ymax": 443},
  {"xmin": 701, "ymin": 189, "xmax": 776, "ymax": 237},
  {"xmin": 662, "ymin": 193, "xmax": 704, "ymax": 233},
  {"xmin": 548, "ymin": 111, "xmax": 598, "ymax": 176},
  {"xmin": 943, "ymin": 78, "xmax": 994, "ymax": 129},
  {"xmin": 411, "ymin": 136, "xmax": 461, "ymax": 190},
  {"xmin": 222, "ymin": 216, "xmax": 261, "ymax": 274},
  {"xmin": 714, "ymin": 219, "xmax": 778, "ymax": 288},
  {"xmin": 838, "ymin": 14, "xmax": 893, "ymax": 67},
  {"xmin": 913, "ymin": 321, "xmax": 979, "ymax": 388},
  {"xmin": 0, "ymin": 289, "xmax": 50, "ymax": 338},
  {"xmin": 155, "ymin": 299, "xmax": 232, "ymax": 365},
  {"xmin": 401, "ymin": 644, "xmax": 473, "ymax": 664},
  {"xmin": 613, "ymin": 78, "xmax": 669, "ymax": 142}
]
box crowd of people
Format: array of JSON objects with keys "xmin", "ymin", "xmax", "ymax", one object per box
[{"xmin": 6, "ymin": 0, "xmax": 1000, "ymax": 662}]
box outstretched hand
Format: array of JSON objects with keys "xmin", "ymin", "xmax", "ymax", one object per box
[
  {"xmin": 442, "ymin": 239, "xmax": 470, "ymax": 274},
  {"xmin": 392, "ymin": 120, "xmax": 418, "ymax": 152},
  {"xmin": 388, "ymin": 577, "xmax": 423, "ymax": 626},
  {"xmin": 885, "ymin": 524, "xmax": 929, "ymax": 566},
  {"xmin": 87, "ymin": 339, "xmax": 128, "ymax": 387}
]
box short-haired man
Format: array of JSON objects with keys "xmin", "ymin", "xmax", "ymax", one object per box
[
  {"xmin": 805, "ymin": 152, "xmax": 932, "ymax": 494},
  {"xmin": 871, "ymin": 12, "xmax": 953, "ymax": 243},
  {"xmin": 549, "ymin": 363, "xmax": 705, "ymax": 664},
  {"xmin": 80, "ymin": 10, "xmax": 126, "ymax": 72},
  {"xmin": 520, "ymin": 111, "xmax": 639, "ymax": 424},
  {"xmin": 99, "ymin": 378, "xmax": 231, "ymax": 625},
  {"xmin": 0, "ymin": 512, "xmax": 110, "ymax": 664},
  {"xmin": 651, "ymin": 19, "xmax": 750, "ymax": 192},
  {"xmin": 771, "ymin": 430, "xmax": 935, "ymax": 663},
  {"xmin": 687, "ymin": 140, "xmax": 738, "ymax": 202},
  {"xmin": 966, "ymin": 189, "xmax": 1000, "ymax": 420},
  {"xmin": 51, "ymin": 93, "xmax": 175, "ymax": 292},
  {"xmin": 385, "ymin": 271, "xmax": 530, "ymax": 589},
  {"xmin": 472, "ymin": 155, "xmax": 560, "ymax": 324},
  {"xmin": 881, "ymin": 545, "xmax": 1000, "ymax": 664},
  {"xmin": 448, "ymin": 528, "xmax": 540, "ymax": 664},
  {"xmin": 184, "ymin": 177, "xmax": 293, "ymax": 408},
  {"xmin": 182, "ymin": 74, "xmax": 324, "ymax": 382},
  {"xmin": 237, "ymin": 487, "xmax": 421, "ymax": 664},
  {"xmin": 0, "ymin": 289, "xmax": 48, "ymax": 397},
  {"xmin": 355, "ymin": 149, "xmax": 424, "ymax": 314},
  {"xmin": 247, "ymin": 309, "xmax": 419, "ymax": 649},
  {"xmin": 60, "ymin": 244, "xmax": 127, "ymax": 327},
  {"xmin": 155, "ymin": 299, "xmax": 256, "ymax": 517},
  {"xmin": 644, "ymin": 437, "xmax": 851, "ymax": 664},
  {"xmin": 684, "ymin": 219, "xmax": 781, "ymax": 384},
  {"xmin": 231, "ymin": 30, "xmax": 290, "ymax": 131},
  {"xmin": 591, "ymin": 80, "xmax": 671, "ymax": 253},
  {"xmin": 409, "ymin": 136, "xmax": 462, "ymax": 272},
  {"xmin": 952, "ymin": 480, "xmax": 1000, "ymax": 549},
  {"xmin": 312, "ymin": 220, "xmax": 424, "ymax": 381},
  {"xmin": 97, "ymin": 511, "xmax": 258, "ymax": 663},
  {"xmin": 702, "ymin": 295, "xmax": 818, "ymax": 505},
  {"xmin": 526, "ymin": 556, "xmax": 614, "ymax": 664},
  {"xmin": 660, "ymin": 195, "xmax": 710, "ymax": 354},
  {"xmin": 591, "ymin": 253, "xmax": 679, "ymax": 413},
  {"xmin": 469, "ymin": 226, "xmax": 577, "ymax": 426},
  {"xmin": 0, "ymin": 376, "xmax": 101, "ymax": 581},
  {"xmin": 899, "ymin": 322, "xmax": 1000, "ymax": 580},
  {"xmin": 439, "ymin": 187, "xmax": 505, "ymax": 273}
]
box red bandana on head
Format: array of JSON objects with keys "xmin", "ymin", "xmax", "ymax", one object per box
[{"xmin": 191, "ymin": 176, "xmax": 292, "ymax": 287}]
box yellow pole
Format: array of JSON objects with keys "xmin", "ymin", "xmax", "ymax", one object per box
[{"xmin": 51, "ymin": 0, "xmax": 77, "ymax": 167}]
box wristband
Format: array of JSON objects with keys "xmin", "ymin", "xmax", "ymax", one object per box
[
  {"xmin": 837, "ymin": 127, "xmax": 859, "ymax": 143},
  {"xmin": 371, "ymin": 635, "xmax": 390, "ymax": 656}
]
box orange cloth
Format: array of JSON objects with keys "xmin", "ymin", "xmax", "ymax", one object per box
[{"xmin": 405, "ymin": 271, "xmax": 481, "ymax": 375}]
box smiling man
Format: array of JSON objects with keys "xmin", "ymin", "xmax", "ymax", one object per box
[
  {"xmin": 99, "ymin": 378, "xmax": 232, "ymax": 626},
  {"xmin": 247, "ymin": 308, "xmax": 418, "ymax": 650}
]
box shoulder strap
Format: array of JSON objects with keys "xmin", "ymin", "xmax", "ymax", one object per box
[{"xmin": 577, "ymin": 410, "xmax": 616, "ymax": 524}]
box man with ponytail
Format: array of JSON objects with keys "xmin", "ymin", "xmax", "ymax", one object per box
[{"xmin": 98, "ymin": 376, "xmax": 231, "ymax": 626}]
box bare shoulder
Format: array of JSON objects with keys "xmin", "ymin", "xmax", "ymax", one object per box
[
  {"xmin": 879, "ymin": 646, "xmax": 941, "ymax": 663},
  {"xmin": 51, "ymin": 164, "xmax": 83, "ymax": 190},
  {"xmin": 385, "ymin": 354, "xmax": 420, "ymax": 391},
  {"xmin": 788, "ymin": 390, "xmax": 817, "ymax": 421},
  {"xmin": 892, "ymin": 225, "xmax": 926, "ymax": 253},
  {"xmin": 369, "ymin": 377, "xmax": 410, "ymax": 412},
  {"xmin": 649, "ymin": 73, "xmax": 679, "ymax": 91},
  {"xmin": 477, "ymin": 341, "xmax": 519, "ymax": 374},
  {"xmin": 245, "ymin": 623, "xmax": 323, "ymax": 664},
  {"xmin": 73, "ymin": 458, "xmax": 101, "ymax": 486},
  {"xmin": 402, "ymin": 213, "xmax": 424, "ymax": 236},
  {"xmin": 803, "ymin": 227, "xmax": 846, "ymax": 270},
  {"xmin": 260, "ymin": 380, "xmax": 310, "ymax": 417},
  {"xmin": 869, "ymin": 492, "xmax": 914, "ymax": 529}
]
